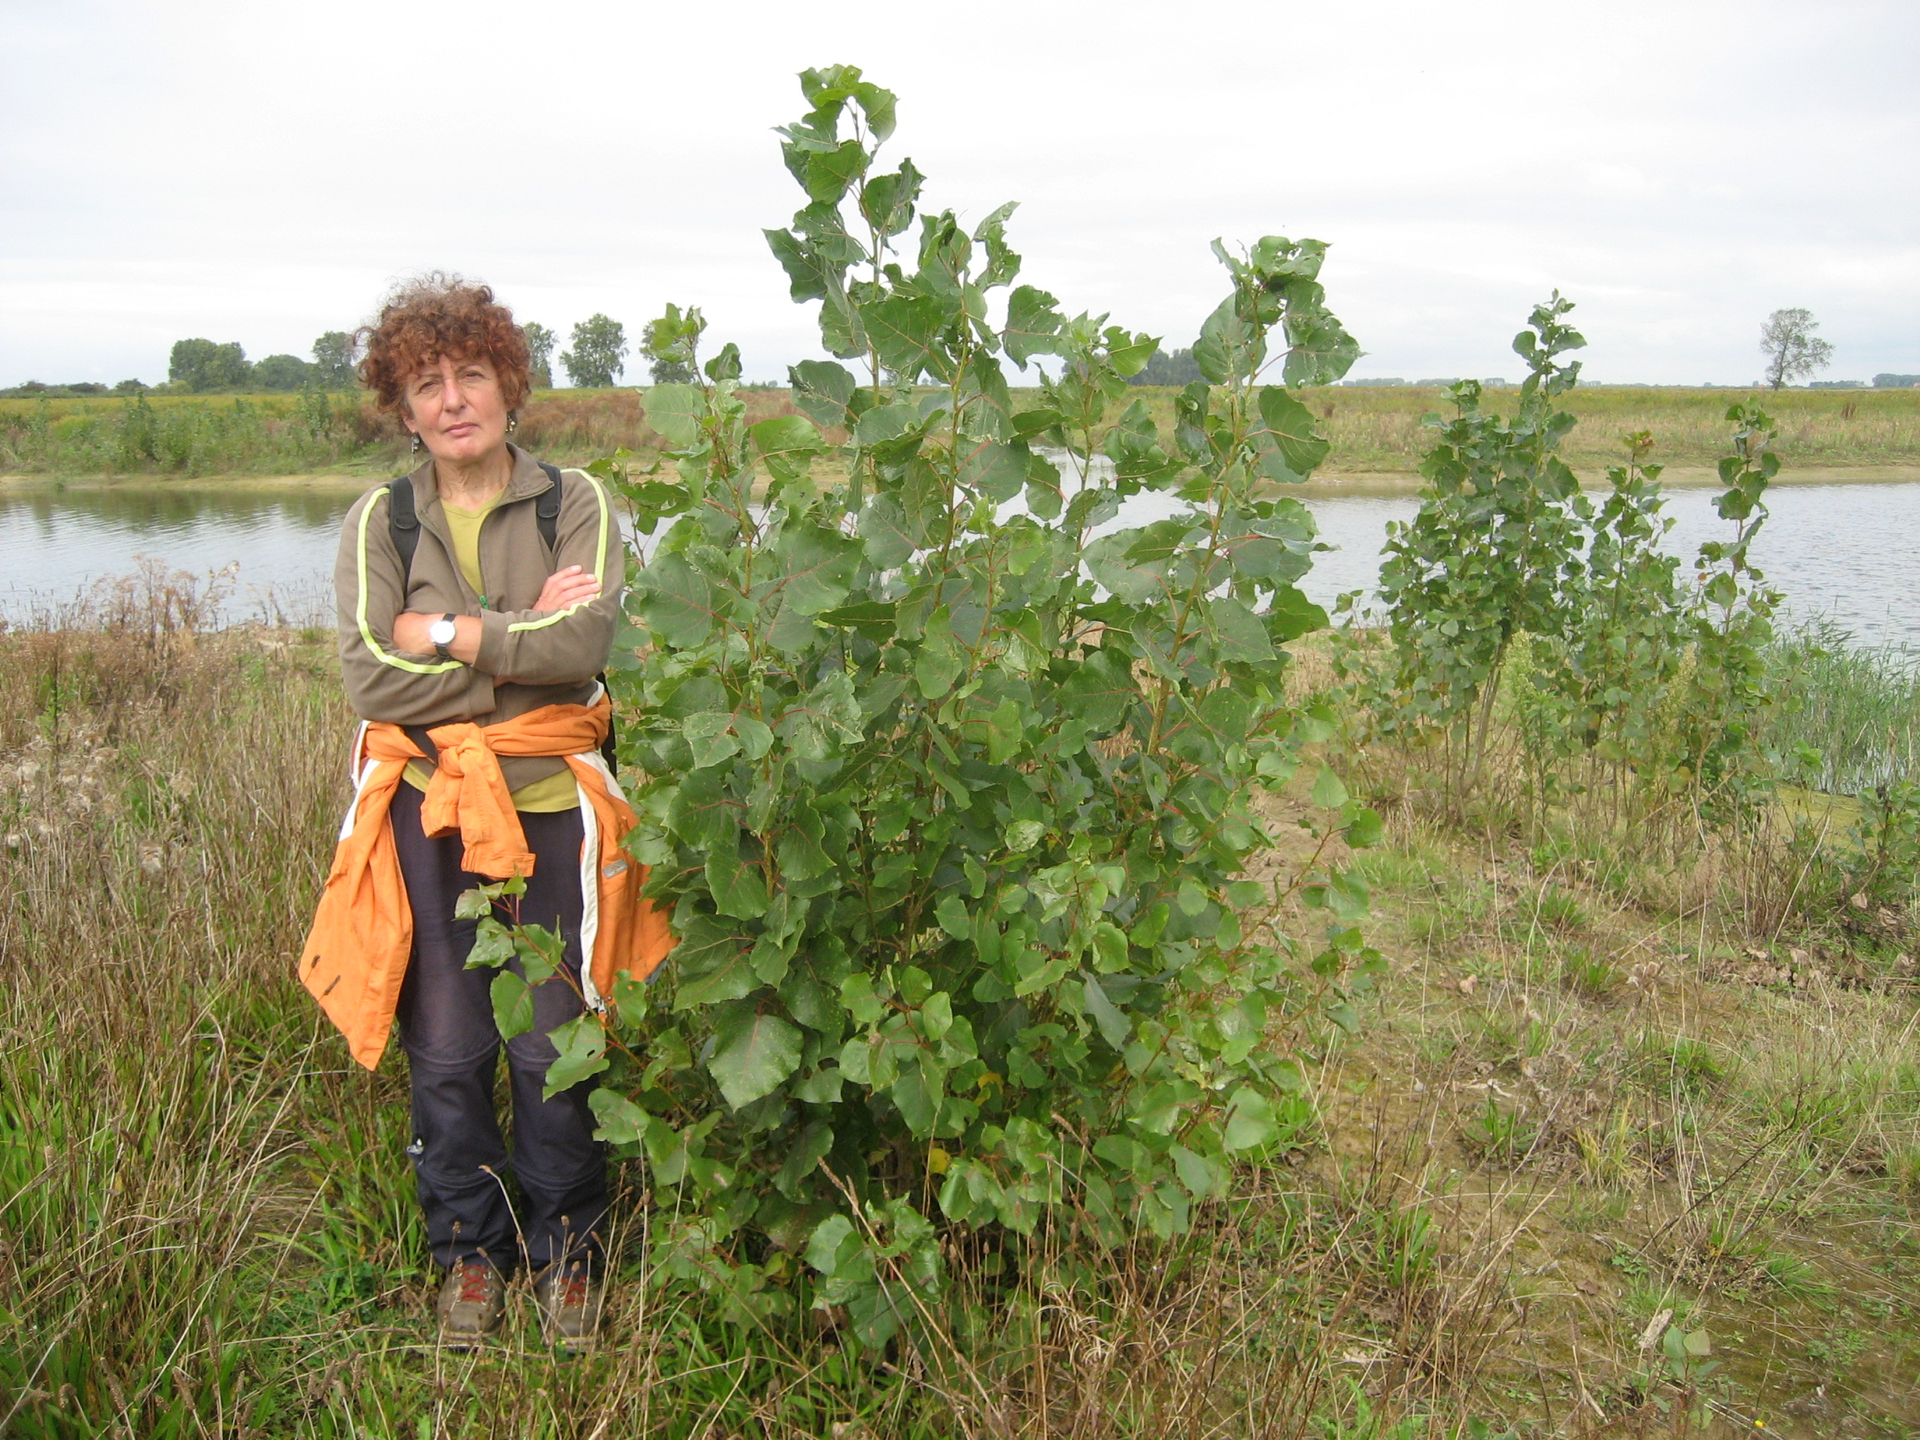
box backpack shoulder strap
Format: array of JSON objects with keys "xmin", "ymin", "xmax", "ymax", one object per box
[
  {"xmin": 385, "ymin": 475, "xmax": 419, "ymax": 579},
  {"xmin": 535, "ymin": 462, "xmax": 563, "ymax": 556}
]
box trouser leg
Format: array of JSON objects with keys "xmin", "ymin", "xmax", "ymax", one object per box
[
  {"xmin": 389, "ymin": 784, "xmax": 607, "ymax": 1276},
  {"xmin": 505, "ymin": 807, "xmax": 608, "ymax": 1274},
  {"xmin": 392, "ymin": 783, "xmax": 516, "ymax": 1271}
]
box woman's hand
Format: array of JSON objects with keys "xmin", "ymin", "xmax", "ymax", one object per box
[{"xmin": 534, "ymin": 565, "xmax": 601, "ymax": 613}]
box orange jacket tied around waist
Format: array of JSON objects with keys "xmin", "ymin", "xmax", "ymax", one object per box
[{"xmin": 299, "ymin": 695, "xmax": 674, "ymax": 1070}]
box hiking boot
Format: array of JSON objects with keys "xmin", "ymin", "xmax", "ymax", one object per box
[
  {"xmin": 533, "ymin": 1261, "xmax": 604, "ymax": 1352},
  {"xmin": 434, "ymin": 1257, "xmax": 506, "ymax": 1347}
]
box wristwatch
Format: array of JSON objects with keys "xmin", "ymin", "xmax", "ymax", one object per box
[{"xmin": 428, "ymin": 613, "xmax": 458, "ymax": 660}]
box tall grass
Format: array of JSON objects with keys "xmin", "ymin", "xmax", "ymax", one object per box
[
  {"xmin": 0, "ymin": 573, "xmax": 1534, "ymax": 1437},
  {"xmin": 6, "ymin": 386, "xmax": 1914, "ymax": 480},
  {"xmin": 1764, "ymin": 622, "xmax": 1920, "ymax": 793},
  {"xmin": 13, "ymin": 570, "xmax": 1920, "ymax": 1430}
]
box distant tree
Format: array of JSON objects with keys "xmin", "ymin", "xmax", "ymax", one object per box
[
  {"xmin": 1128, "ymin": 346, "xmax": 1203, "ymax": 387},
  {"xmin": 252, "ymin": 353, "xmax": 316, "ymax": 391},
  {"xmin": 560, "ymin": 314, "xmax": 627, "ymax": 388},
  {"xmin": 1760, "ymin": 308, "xmax": 1834, "ymax": 390},
  {"xmin": 641, "ymin": 303, "xmax": 702, "ymax": 386},
  {"xmin": 113, "ymin": 378, "xmax": 148, "ymax": 395},
  {"xmin": 521, "ymin": 322, "xmax": 557, "ymax": 388},
  {"xmin": 169, "ymin": 338, "xmax": 251, "ymax": 391},
  {"xmin": 1874, "ymin": 373, "xmax": 1920, "ymax": 389},
  {"xmin": 311, "ymin": 331, "xmax": 361, "ymax": 389}
]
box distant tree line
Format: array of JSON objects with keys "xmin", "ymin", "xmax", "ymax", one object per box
[
  {"xmin": 1127, "ymin": 347, "xmax": 1203, "ymax": 386},
  {"xmin": 2, "ymin": 312, "xmax": 647, "ymax": 398}
]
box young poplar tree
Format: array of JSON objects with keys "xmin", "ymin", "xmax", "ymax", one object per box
[{"xmin": 483, "ymin": 66, "xmax": 1380, "ymax": 1339}]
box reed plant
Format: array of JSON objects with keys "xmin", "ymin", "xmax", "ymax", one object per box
[{"xmin": 1762, "ymin": 620, "xmax": 1920, "ymax": 794}]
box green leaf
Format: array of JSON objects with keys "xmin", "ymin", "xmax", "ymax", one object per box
[
  {"xmin": 858, "ymin": 495, "xmax": 918, "ymax": 567},
  {"xmin": 789, "ymin": 359, "xmax": 857, "ymax": 428},
  {"xmin": 542, "ymin": 1015, "xmax": 609, "ymax": 1100},
  {"xmin": 957, "ymin": 439, "xmax": 1027, "ymax": 503},
  {"xmin": 1169, "ymin": 1144, "xmax": 1220, "ymax": 1199},
  {"xmin": 1080, "ymin": 972, "xmax": 1131, "ymax": 1049},
  {"xmin": 1249, "ymin": 386, "xmax": 1330, "ymax": 483},
  {"xmin": 490, "ymin": 970, "xmax": 533, "ymax": 1040},
  {"xmin": 1005, "ymin": 819, "xmax": 1045, "ymax": 853},
  {"xmin": 709, "ymin": 1010, "xmax": 804, "ymax": 1109},
  {"xmin": 1004, "ymin": 286, "xmax": 1064, "ymax": 367},
  {"xmin": 751, "ymin": 414, "xmax": 827, "ymax": 468},
  {"xmin": 777, "ymin": 1120, "xmax": 834, "ymax": 1198},
  {"xmin": 635, "ymin": 554, "xmax": 717, "ymax": 649},
  {"xmin": 1193, "ymin": 295, "xmax": 1259, "ymax": 385},
  {"xmin": 935, "ymin": 894, "xmax": 971, "ymax": 940},
  {"xmin": 865, "ymin": 295, "xmax": 948, "ymax": 382},
  {"xmin": 683, "ymin": 712, "xmax": 742, "ymax": 769},
  {"xmin": 587, "ymin": 1087, "xmax": 649, "ymax": 1146},
  {"xmin": 1210, "ymin": 596, "xmax": 1275, "ymax": 662},
  {"xmin": 1055, "ymin": 651, "xmax": 1135, "ymax": 732},
  {"xmin": 1265, "ymin": 586, "xmax": 1328, "ymax": 642},
  {"xmin": 778, "ymin": 524, "xmax": 861, "ymax": 615},
  {"xmin": 805, "ymin": 1213, "xmax": 858, "ymax": 1276},
  {"xmin": 803, "ymin": 139, "xmax": 868, "ymax": 203},
  {"xmin": 672, "ymin": 916, "xmax": 760, "ymax": 1009},
  {"xmin": 1311, "ymin": 765, "xmax": 1349, "ymax": 809},
  {"xmin": 706, "ymin": 845, "xmax": 770, "ymax": 921},
  {"xmin": 1223, "ymin": 1086, "xmax": 1278, "ymax": 1152},
  {"xmin": 1344, "ymin": 807, "xmax": 1383, "ymax": 848},
  {"xmin": 819, "ymin": 599, "xmax": 898, "ymax": 640},
  {"xmin": 464, "ymin": 918, "xmax": 516, "ymax": 970},
  {"xmin": 1085, "ymin": 532, "xmax": 1166, "ymax": 604},
  {"xmin": 641, "ymin": 385, "xmax": 704, "ymax": 449}
]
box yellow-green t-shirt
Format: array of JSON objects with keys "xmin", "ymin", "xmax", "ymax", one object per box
[{"xmin": 401, "ymin": 493, "xmax": 579, "ymax": 812}]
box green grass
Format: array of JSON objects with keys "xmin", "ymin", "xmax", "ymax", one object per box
[{"xmin": 6, "ymin": 384, "xmax": 1916, "ymax": 481}]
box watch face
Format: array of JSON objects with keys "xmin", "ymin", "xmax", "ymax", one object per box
[{"xmin": 429, "ymin": 619, "xmax": 456, "ymax": 645}]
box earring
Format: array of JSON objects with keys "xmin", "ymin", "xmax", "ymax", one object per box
[
  {"xmin": 506, "ymin": 412, "xmax": 519, "ymax": 436},
  {"xmin": 409, "ymin": 432, "xmax": 422, "ymax": 456}
]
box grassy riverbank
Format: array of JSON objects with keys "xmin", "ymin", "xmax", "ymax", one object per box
[
  {"xmin": 5, "ymin": 386, "xmax": 1917, "ymax": 485},
  {"xmin": 5, "ymin": 576, "xmax": 1920, "ymax": 1435}
]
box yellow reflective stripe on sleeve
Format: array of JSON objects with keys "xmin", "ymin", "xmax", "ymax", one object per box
[
  {"xmin": 357, "ymin": 493, "xmax": 464, "ymax": 675},
  {"xmin": 506, "ymin": 469, "xmax": 612, "ymax": 633}
]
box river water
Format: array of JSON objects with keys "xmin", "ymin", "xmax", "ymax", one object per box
[{"xmin": 2, "ymin": 477, "xmax": 1916, "ymax": 649}]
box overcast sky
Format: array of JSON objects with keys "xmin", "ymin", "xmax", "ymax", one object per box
[{"xmin": 3, "ymin": 0, "xmax": 1915, "ymax": 389}]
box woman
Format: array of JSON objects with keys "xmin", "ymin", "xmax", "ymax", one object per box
[{"xmin": 299, "ymin": 276, "xmax": 672, "ymax": 1350}]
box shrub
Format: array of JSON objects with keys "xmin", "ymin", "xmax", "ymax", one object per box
[{"xmin": 485, "ymin": 66, "xmax": 1384, "ymax": 1340}]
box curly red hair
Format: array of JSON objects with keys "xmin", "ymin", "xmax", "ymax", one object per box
[{"xmin": 358, "ymin": 274, "xmax": 533, "ymax": 415}]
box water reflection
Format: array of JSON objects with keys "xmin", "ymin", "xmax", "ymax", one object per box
[{"xmin": 3, "ymin": 477, "xmax": 1916, "ymax": 650}]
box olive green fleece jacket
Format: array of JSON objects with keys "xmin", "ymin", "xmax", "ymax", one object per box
[{"xmin": 333, "ymin": 444, "xmax": 624, "ymax": 794}]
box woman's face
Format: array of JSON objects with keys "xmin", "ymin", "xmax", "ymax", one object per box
[{"xmin": 403, "ymin": 353, "xmax": 510, "ymax": 467}]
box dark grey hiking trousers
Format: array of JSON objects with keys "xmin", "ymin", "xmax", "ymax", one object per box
[{"xmin": 390, "ymin": 782, "xmax": 608, "ymax": 1276}]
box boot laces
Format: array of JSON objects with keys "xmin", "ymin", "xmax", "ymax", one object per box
[
  {"xmin": 457, "ymin": 1262, "xmax": 494, "ymax": 1304},
  {"xmin": 554, "ymin": 1269, "xmax": 591, "ymax": 1308}
]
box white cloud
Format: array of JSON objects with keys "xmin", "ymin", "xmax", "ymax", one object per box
[{"xmin": 1, "ymin": 0, "xmax": 1915, "ymax": 387}]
